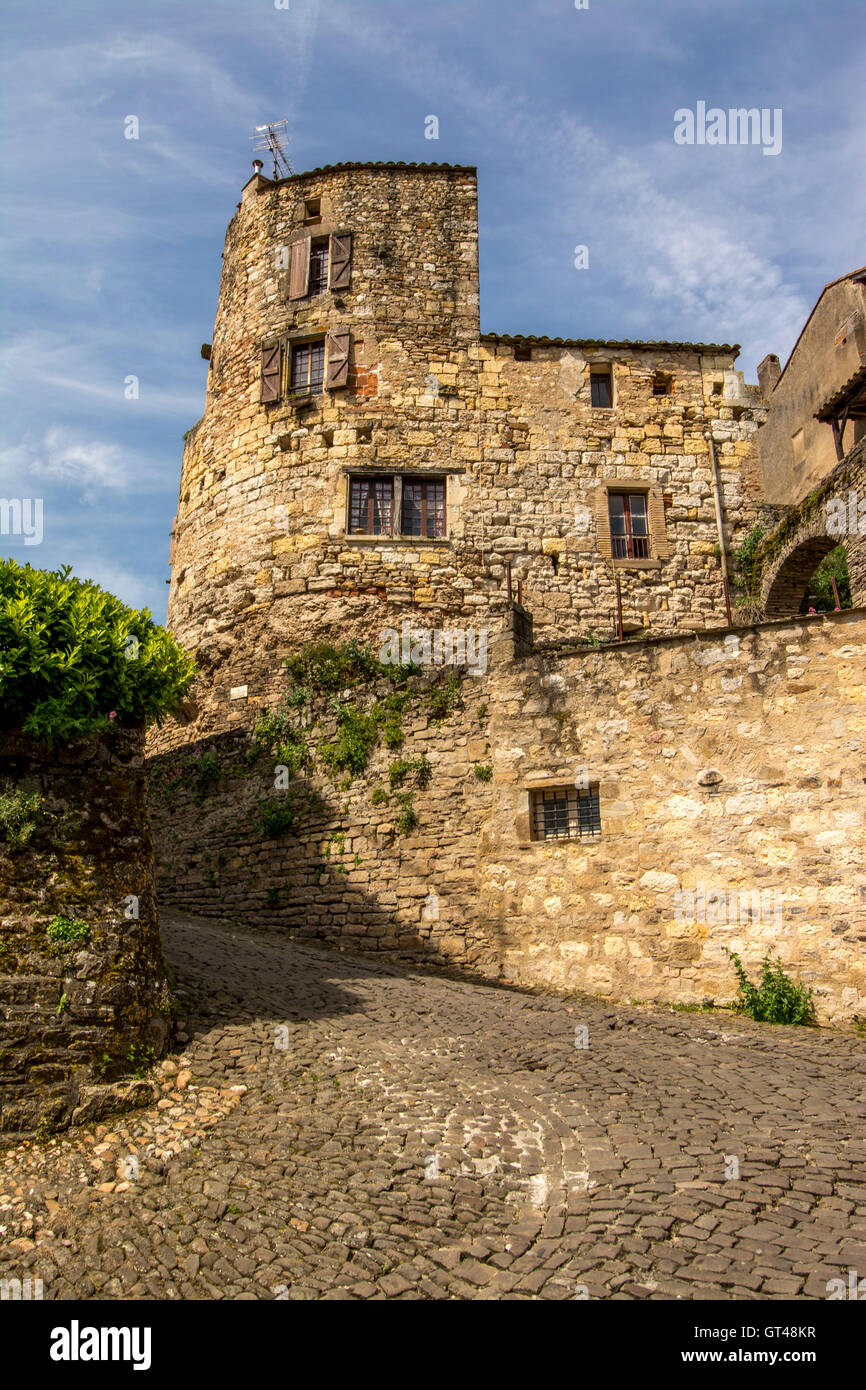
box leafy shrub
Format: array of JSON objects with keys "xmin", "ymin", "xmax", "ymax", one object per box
[
  {"xmin": 371, "ymin": 787, "xmax": 389, "ymax": 807},
  {"xmin": 46, "ymin": 915, "xmax": 91, "ymax": 948},
  {"xmin": 282, "ymin": 639, "xmax": 412, "ymax": 694},
  {"xmin": 321, "ymin": 705, "xmax": 379, "ymax": 778},
  {"xmin": 394, "ymin": 794, "xmax": 418, "ymax": 836},
  {"xmin": 254, "ymin": 710, "xmax": 309, "ymax": 777},
  {"xmin": 474, "ymin": 763, "xmax": 493, "ymax": 782},
  {"xmin": 0, "ymin": 560, "xmax": 195, "ymax": 743},
  {"xmin": 388, "ymin": 755, "xmax": 431, "ymax": 789},
  {"xmin": 0, "ymin": 786, "xmax": 50, "ymax": 849},
  {"xmin": 428, "ymin": 673, "xmax": 459, "ymax": 722},
  {"xmin": 252, "ymin": 795, "xmax": 300, "ymax": 838},
  {"xmin": 726, "ymin": 950, "xmax": 817, "ymax": 1025},
  {"xmin": 807, "ymin": 546, "xmax": 851, "ymax": 612}
]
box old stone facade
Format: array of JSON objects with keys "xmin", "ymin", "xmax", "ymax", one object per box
[
  {"xmin": 147, "ymin": 160, "xmax": 865, "ymax": 1023},
  {"xmin": 147, "ymin": 609, "xmax": 866, "ymax": 1023},
  {"xmin": 757, "ymin": 267, "xmax": 866, "ymax": 503},
  {"xmin": 0, "ymin": 730, "xmax": 170, "ymax": 1138},
  {"xmin": 167, "ymin": 162, "xmax": 765, "ymax": 733}
]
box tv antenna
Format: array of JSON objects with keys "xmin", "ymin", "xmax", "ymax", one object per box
[{"xmin": 251, "ymin": 120, "xmax": 293, "ymax": 180}]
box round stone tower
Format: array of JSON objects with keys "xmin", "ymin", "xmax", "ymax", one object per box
[{"xmin": 166, "ymin": 161, "xmax": 490, "ymax": 724}]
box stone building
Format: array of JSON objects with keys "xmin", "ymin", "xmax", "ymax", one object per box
[
  {"xmin": 147, "ymin": 160, "xmax": 866, "ymax": 1024},
  {"xmin": 757, "ymin": 266, "xmax": 866, "ymax": 504},
  {"xmin": 166, "ymin": 161, "xmax": 766, "ymax": 727}
]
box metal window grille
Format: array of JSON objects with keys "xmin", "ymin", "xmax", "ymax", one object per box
[
  {"xmin": 530, "ymin": 786, "xmax": 601, "ymax": 841},
  {"xmin": 608, "ymin": 492, "xmax": 650, "ymax": 559},
  {"xmin": 291, "ymin": 340, "xmax": 325, "ymax": 395},
  {"xmin": 309, "ymin": 241, "xmax": 330, "ymax": 296},
  {"xmin": 401, "ymin": 480, "xmax": 446, "ymax": 538},
  {"xmin": 349, "ymin": 477, "xmax": 394, "ymax": 535}
]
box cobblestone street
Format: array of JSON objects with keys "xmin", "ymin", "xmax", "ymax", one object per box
[{"xmin": 2, "ymin": 910, "xmax": 865, "ymax": 1301}]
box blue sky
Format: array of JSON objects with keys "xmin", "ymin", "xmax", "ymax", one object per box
[{"xmin": 1, "ymin": 0, "xmax": 864, "ymax": 623}]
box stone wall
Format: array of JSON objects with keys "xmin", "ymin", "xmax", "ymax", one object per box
[
  {"xmin": 164, "ymin": 161, "xmax": 766, "ymax": 742},
  {"xmin": 146, "ymin": 610, "xmax": 866, "ymax": 1024},
  {"xmin": 0, "ymin": 729, "xmax": 171, "ymax": 1138}
]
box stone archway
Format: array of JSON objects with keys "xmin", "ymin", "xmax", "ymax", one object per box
[{"xmin": 759, "ymin": 444, "xmax": 866, "ymax": 617}]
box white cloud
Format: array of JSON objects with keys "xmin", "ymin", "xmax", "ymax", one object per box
[{"xmin": 0, "ymin": 428, "xmax": 166, "ymax": 501}]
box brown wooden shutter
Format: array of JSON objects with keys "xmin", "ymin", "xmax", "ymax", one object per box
[
  {"xmin": 325, "ymin": 329, "xmax": 351, "ymax": 389},
  {"xmin": 288, "ymin": 236, "xmax": 311, "ymax": 299},
  {"xmin": 648, "ymin": 485, "xmax": 670, "ymax": 559},
  {"xmin": 591, "ymin": 487, "xmax": 612, "ymax": 557},
  {"xmin": 329, "ymin": 232, "xmax": 353, "ymax": 291},
  {"xmin": 260, "ymin": 343, "xmax": 282, "ymax": 403}
]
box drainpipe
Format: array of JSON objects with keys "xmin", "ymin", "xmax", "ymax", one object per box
[{"xmin": 705, "ymin": 429, "xmax": 733, "ymax": 626}]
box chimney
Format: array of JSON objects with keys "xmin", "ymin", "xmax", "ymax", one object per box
[{"xmin": 757, "ymin": 353, "xmax": 782, "ymax": 400}]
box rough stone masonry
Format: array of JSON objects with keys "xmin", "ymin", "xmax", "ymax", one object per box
[{"xmin": 147, "ymin": 160, "xmax": 865, "ymax": 1023}]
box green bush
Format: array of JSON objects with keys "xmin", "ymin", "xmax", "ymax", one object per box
[
  {"xmin": 282, "ymin": 639, "xmax": 414, "ymax": 694},
  {"xmin": 474, "ymin": 763, "xmax": 493, "ymax": 782},
  {"xmin": 252, "ymin": 795, "xmax": 300, "ymax": 838},
  {"xmin": 321, "ymin": 705, "xmax": 379, "ymax": 778},
  {"xmin": 0, "ymin": 560, "xmax": 196, "ymax": 743},
  {"xmin": 394, "ymin": 794, "xmax": 418, "ymax": 836},
  {"xmin": 0, "ymin": 786, "xmax": 50, "ymax": 849},
  {"xmin": 46, "ymin": 914, "xmax": 91, "ymax": 946},
  {"xmin": 807, "ymin": 546, "xmax": 851, "ymax": 611},
  {"xmin": 726, "ymin": 950, "xmax": 817, "ymax": 1025},
  {"xmin": 388, "ymin": 755, "xmax": 431, "ymax": 789}
]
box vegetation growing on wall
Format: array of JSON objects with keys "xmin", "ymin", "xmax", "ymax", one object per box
[
  {"xmin": 0, "ymin": 560, "xmax": 196, "ymax": 743},
  {"xmin": 726, "ymin": 949, "xmax": 817, "ymax": 1025}
]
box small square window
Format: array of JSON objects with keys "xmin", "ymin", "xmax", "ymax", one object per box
[
  {"xmin": 590, "ymin": 370, "xmax": 613, "ymax": 409},
  {"xmin": 290, "ymin": 339, "xmax": 325, "ymax": 396},
  {"xmin": 530, "ymin": 786, "xmax": 601, "ymax": 841},
  {"xmin": 303, "ymin": 197, "xmax": 322, "ymax": 224},
  {"xmin": 653, "ymin": 373, "xmax": 672, "ymax": 396},
  {"xmin": 513, "ymin": 344, "xmax": 532, "ymax": 362}
]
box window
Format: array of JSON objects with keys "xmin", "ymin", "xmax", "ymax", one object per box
[
  {"xmin": 513, "ymin": 344, "xmax": 532, "ymax": 362},
  {"xmin": 530, "ymin": 786, "xmax": 601, "ymax": 842},
  {"xmin": 309, "ymin": 239, "xmax": 330, "ymax": 297},
  {"xmin": 401, "ymin": 479, "xmax": 446, "ymax": 538},
  {"xmin": 349, "ymin": 477, "xmax": 394, "ymax": 535},
  {"xmin": 653, "ymin": 373, "xmax": 672, "ymax": 396},
  {"xmin": 608, "ymin": 492, "xmax": 649, "ymax": 559},
  {"xmin": 590, "ymin": 369, "xmax": 613, "ymax": 408},
  {"xmin": 303, "ymin": 196, "xmax": 321, "ymax": 224},
  {"xmin": 347, "ymin": 474, "xmax": 448, "ymax": 538},
  {"xmin": 290, "ymin": 339, "xmax": 325, "ymax": 396}
]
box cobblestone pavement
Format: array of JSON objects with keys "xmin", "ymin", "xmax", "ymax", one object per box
[{"xmin": 2, "ymin": 910, "xmax": 866, "ymax": 1300}]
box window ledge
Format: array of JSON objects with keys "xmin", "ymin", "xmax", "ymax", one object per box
[
  {"xmin": 337, "ymin": 534, "xmax": 451, "ymax": 547},
  {"xmin": 611, "ymin": 557, "xmax": 662, "ymax": 570}
]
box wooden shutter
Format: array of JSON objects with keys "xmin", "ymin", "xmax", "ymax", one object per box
[
  {"xmin": 648, "ymin": 485, "xmax": 670, "ymax": 559},
  {"xmin": 260, "ymin": 343, "xmax": 282, "ymax": 403},
  {"xmin": 329, "ymin": 232, "xmax": 353, "ymax": 291},
  {"xmin": 591, "ymin": 487, "xmax": 612, "ymax": 557},
  {"xmin": 325, "ymin": 329, "xmax": 351, "ymax": 389},
  {"xmin": 288, "ymin": 236, "xmax": 311, "ymax": 299}
]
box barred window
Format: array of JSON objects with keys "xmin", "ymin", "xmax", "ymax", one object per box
[
  {"xmin": 349, "ymin": 477, "xmax": 394, "ymax": 535},
  {"xmin": 530, "ymin": 786, "xmax": 601, "ymax": 841},
  {"xmin": 401, "ymin": 479, "xmax": 446, "ymax": 538},
  {"xmin": 608, "ymin": 492, "xmax": 649, "ymax": 559},
  {"xmin": 290, "ymin": 339, "xmax": 325, "ymax": 396}
]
